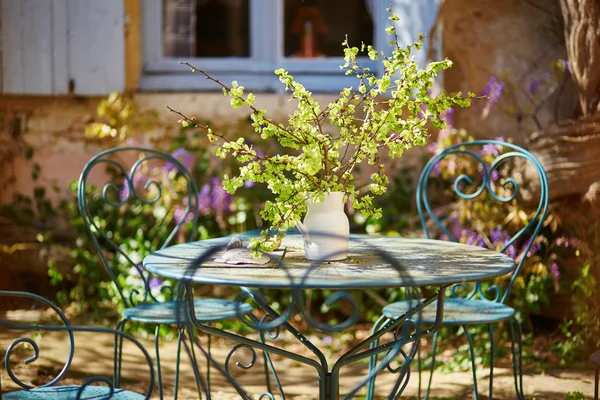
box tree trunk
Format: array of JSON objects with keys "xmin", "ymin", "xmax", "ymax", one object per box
[
  {"xmin": 559, "ymin": 0, "xmax": 600, "ymax": 116},
  {"xmin": 527, "ymin": 114, "xmax": 600, "ymax": 205}
]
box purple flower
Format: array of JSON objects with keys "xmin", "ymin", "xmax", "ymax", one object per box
[
  {"xmin": 556, "ymin": 236, "xmax": 577, "ymax": 248},
  {"xmin": 198, "ymin": 183, "xmax": 212, "ymax": 214},
  {"xmin": 504, "ymin": 244, "xmax": 517, "ymax": 259},
  {"xmin": 525, "ymin": 240, "xmax": 542, "ymax": 257},
  {"xmin": 165, "ymin": 148, "xmax": 196, "ymax": 172},
  {"xmin": 489, "ymin": 226, "xmax": 517, "ymax": 258},
  {"xmin": 491, "ymin": 170, "xmax": 499, "ymax": 182},
  {"xmin": 480, "ymin": 76, "xmax": 505, "ymax": 119},
  {"xmin": 211, "ymin": 178, "xmax": 232, "ymax": 228},
  {"xmin": 562, "ymin": 60, "xmax": 570, "ymax": 76},
  {"xmin": 528, "ymin": 72, "xmax": 551, "ymax": 94},
  {"xmin": 480, "ymin": 137, "xmax": 505, "ymax": 157},
  {"xmin": 244, "ymin": 180, "xmax": 256, "ymax": 188},
  {"xmin": 120, "ymin": 184, "xmax": 129, "ymax": 202},
  {"xmin": 417, "ymin": 104, "xmax": 428, "ymax": 120},
  {"xmin": 426, "ymin": 142, "xmax": 438, "ymax": 154},
  {"xmin": 174, "ymin": 204, "xmax": 194, "ymax": 225},
  {"xmin": 462, "ymin": 229, "xmax": 486, "ymax": 248},
  {"xmin": 119, "ymin": 172, "xmax": 147, "ymax": 201},
  {"xmin": 149, "ymin": 277, "xmax": 163, "ymax": 290},
  {"xmin": 489, "ymin": 226, "xmax": 508, "ymax": 243},
  {"xmin": 441, "ymin": 107, "xmax": 454, "ymax": 130},
  {"xmin": 481, "ymin": 144, "xmax": 499, "ymax": 157},
  {"xmin": 550, "ymin": 263, "xmax": 560, "ymax": 280},
  {"xmin": 430, "ymin": 161, "xmax": 442, "ymax": 176},
  {"xmin": 445, "ymin": 216, "xmax": 462, "ymax": 241},
  {"xmin": 197, "ymin": 179, "xmax": 232, "ymax": 228}
]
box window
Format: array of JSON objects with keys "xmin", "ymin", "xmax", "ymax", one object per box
[
  {"xmin": 163, "ymin": 0, "xmax": 250, "ymax": 58},
  {"xmin": 140, "ymin": 0, "xmax": 439, "ymax": 92},
  {"xmin": 283, "ymin": 0, "xmax": 373, "ymax": 58}
]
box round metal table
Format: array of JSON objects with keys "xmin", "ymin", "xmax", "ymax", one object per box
[
  {"xmin": 143, "ymin": 234, "xmax": 515, "ymax": 399},
  {"xmin": 144, "ymin": 234, "xmax": 514, "ymax": 289}
]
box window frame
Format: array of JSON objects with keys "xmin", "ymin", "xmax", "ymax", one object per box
[{"xmin": 139, "ymin": 0, "xmax": 381, "ymax": 92}]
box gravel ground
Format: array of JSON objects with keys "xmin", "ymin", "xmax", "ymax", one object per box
[{"xmin": 0, "ymin": 323, "xmax": 596, "ymax": 399}]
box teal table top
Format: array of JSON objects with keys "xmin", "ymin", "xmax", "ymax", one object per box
[{"xmin": 143, "ymin": 234, "xmax": 515, "ymax": 289}]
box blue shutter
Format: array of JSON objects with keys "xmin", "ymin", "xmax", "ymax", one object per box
[
  {"xmin": 67, "ymin": 0, "xmax": 125, "ymax": 95},
  {"xmin": 1, "ymin": 0, "xmax": 56, "ymax": 94},
  {"xmin": 1, "ymin": 0, "xmax": 124, "ymax": 95}
]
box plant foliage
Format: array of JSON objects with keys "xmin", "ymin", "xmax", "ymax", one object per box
[{"xmin": 170, "ymin": 9, "xmax": 472, "ymax": 248}]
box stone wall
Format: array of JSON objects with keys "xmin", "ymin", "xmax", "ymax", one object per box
[
  {"xmin": 438, "ymin": 0, "xmax": 579, "ymax": 143},
  {"xmin": 0, "ymin": 92, "xmax": 429, "ymax": 290},
  {"xmin": 1, "ymin": 92, "xmax": 432, "ymax": 208}
]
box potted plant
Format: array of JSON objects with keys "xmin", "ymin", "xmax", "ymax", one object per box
[{"xmin": 169, "ymin": 9, "xmax": 472, "ymax": 261}]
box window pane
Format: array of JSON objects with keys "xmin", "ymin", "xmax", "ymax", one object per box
[
  {"xmin": 284, "ymin": 0, "xmax": 373, "ymax": 58},
  {"xmin": 163, "ymin": 0, "xmax": 250, "ymax": 58}
]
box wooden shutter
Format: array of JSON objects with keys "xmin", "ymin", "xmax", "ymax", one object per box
[{"xmin": 1, "ymin": 0, "xmax": 125, "ymax": 95}]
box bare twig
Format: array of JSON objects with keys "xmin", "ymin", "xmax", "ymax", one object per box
[{"xmin": 179, "ymin": 61, "xmax": 307, "ymax": 145}]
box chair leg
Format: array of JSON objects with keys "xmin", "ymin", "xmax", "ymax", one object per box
[
  {"xmin": 463, "ymin": 325, "xmax": 480, "ymax": 400},
  {"xmin": 417, "ymin": 342, "xmax": 422, "ymax": 400},
  {"xmin": 508, "ymin": 318, "xmax": 525, "ymax": 400},
  {"xmin": 174, "ymin": 328, "xmax": 184, "ymax": 400},
  {"xmin": 366, "ymin": 315, "xmax": 389, "ymax": 400},
  {"xmin": 155, "ymin": 325, "xmax": 164, "ymax": 400},
  {"xmin": 114, "ymin": 319, "xmax": 127, "ymax": 388},
  {"xmin": 488, "ymin": 324, "xmax": 494, "ymax": 400},
  {"xmin": 595, "ymin": 365, "xmax": 599, "ymax": 400},
  {"xmin": 263, "ymin": 345, "xmax": 272, "ymax": 395},
  {"xmin": 207, "ymin": 332, "xmax": 212, "ymax": 396},
  {"xmin": 516, "ymin": 320, "xmax": 525, "ymax": 398},
  {"xmin": 260, "ymin": 335, "xmax": 285, "ymax": 398},
  {"xmin": 185, "ymin": 329, "xmax": 206, "ymax": 398},
  {"xmin": 424, "ymin": 330, "xmax": 439, "ymax": 400}
]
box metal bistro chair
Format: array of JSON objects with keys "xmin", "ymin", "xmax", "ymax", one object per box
[
  {"xmin": 367, "ymin": 140, "xmax": 549, "ymax": 400},
  {"xmin": 0, "ymin": 290, "xmax": 154, "ymax": 399},
  {"xmin": 591, "ymin": 350, "xmax": 600, "ymax": 400},
  {"xmin": 77, "ymin": 147, "xmax": 252, "ymax": 399}
]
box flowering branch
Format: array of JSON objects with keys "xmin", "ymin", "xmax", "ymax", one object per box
[{"xmin": 168, "ymin": 8, "xmax": 473, "ymax": 236}]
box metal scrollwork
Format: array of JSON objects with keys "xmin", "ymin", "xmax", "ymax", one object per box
[
  {"xmin": 259, "ymin": 315, "xmax": 281, "ymax": 341},
  {"xmin": 0, "ymin": 290, "xmax": 155, "ymax": 399},
  {"xmin": 2, "ymin": 291, "xmax": 74, "ymax": 390},
  {"xmin": 236, "ymin": 286, "xmax": 297, "ymax": 333},
  {"xmin": 419, "ymin": 141, "xmax": 550, "ymax": 305},
  {"xmin": 5, "ymin": 338, "xmax": 41, "ymax": 389},
  {"xmin": 225, "ymin": 343, "xmax": 258, "ymax": 373},
  {"xmin": 295, "ymin": 281, "xmax": 361, "ymax": 333},
  {"xmin": 78, "ymin": 147, "xmax": 199, "ymax": 309}
]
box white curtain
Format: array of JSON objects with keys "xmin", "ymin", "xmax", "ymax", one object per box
[
  {"xmin": 163, "ymin": 0, "xmax": 197, "ymax": 57},
  {"xmin": 366, "ymin": 0, "xmax": 443, "ymax": 69}
]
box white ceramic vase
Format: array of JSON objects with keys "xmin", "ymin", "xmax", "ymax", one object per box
[{"xmin": 296, "ymin": 192, "xmax": 350, "ymax": 261}]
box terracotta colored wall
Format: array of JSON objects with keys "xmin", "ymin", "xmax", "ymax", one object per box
[{"xmin": 438, "ymin": 0, "xmax": 578, "ymax": 142}]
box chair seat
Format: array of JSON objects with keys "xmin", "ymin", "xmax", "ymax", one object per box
[
  {"xmin": 382, "ymin": 297, "xmax": 515, "ymax": 325},
  {"xmin": 122, "ymin": 298, "xmax": 253, "ymax": 324},
  {"xmin": 3, "ymin": 386, "xmax": 144, "ymax": 399}
]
